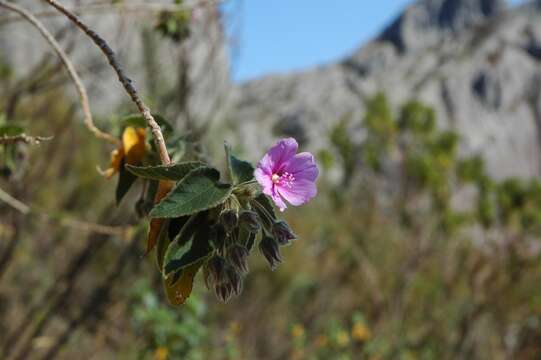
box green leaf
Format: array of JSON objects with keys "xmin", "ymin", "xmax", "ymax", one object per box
[
  {"xmin": 163, "ymin": 214, "xmax": 214, "ymax": 275},
  {"xmin": 149, "ymin": 167, "xmax": 232, "ymax": 218},
  {"xmin": 0, "ymin": 125, "xmax": 24, "ymax": 137},
  {"xmin": 155, "ymin": 219, "xmax": 171, "ymax": 271},
  {"xmin": 253, "ymin": 194, "xmax": 276, "ymax": 219},
  {"xmin": 122, "ymin": 113, "xmax": 173, "ymax": 133},
  {"xmin": 225, "ymin": 143, "xmax": 255, "ymax": 184},
  {"xmin": 168, "ymin": 216, "xmax": 191, "ymax": 241},
  {"xmin": 163, "ymin": 261, "xmax": 203, "ymax": 305},
  {"xmin": 116, "ymin": 158, "xmax": 138, "ymax": 204},
  {"xmin": 126, "ymin": 161, "xmax": 204, "ymax": 181}
]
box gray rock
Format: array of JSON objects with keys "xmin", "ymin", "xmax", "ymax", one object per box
[{"xmin": 230, "ymin": 0, "xmax": 541, "ymax": 181}]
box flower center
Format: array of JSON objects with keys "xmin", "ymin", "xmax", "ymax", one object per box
[{"xmin": 272, "ymin": 172, "xmax": 295, "ymax": 188}]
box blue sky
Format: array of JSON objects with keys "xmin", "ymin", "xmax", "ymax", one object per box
[{"xmin": 223, "ymin": 0, "xmax": 527, "ymax": 83}]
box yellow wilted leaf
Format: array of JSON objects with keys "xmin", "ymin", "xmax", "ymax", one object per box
[
  {"xmin": 123, "ymin": 126, "xmax": 146, "ymax": 165},
  {"xmin": 164, "ymin": 261, "xmax": 202, "ymax": 305},
  {"xmin": 146, "ymin": 180, "xmax": 174, "ymax": 254},
  {"xmin": 100, "ymin": 126, "xmax": 145, "ymax": 178},
  {"xmin": 102, "ymin": 148, "xmax": 124, "ymax": 178}
]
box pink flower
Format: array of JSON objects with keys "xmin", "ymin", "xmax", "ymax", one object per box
[{"xmin": 255, "ymin": 138, "xmax": 319, "ymax": 212}]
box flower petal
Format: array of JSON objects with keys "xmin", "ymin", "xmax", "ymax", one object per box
[
  {"xmin": 284, "ymin": 152, "xmax": 319, "ymax": 182},
  {"xmin": 255, "ymin": 167, "xmax": 273, "ymax": 195},
  {"xmin": 271, "ymin": 190, "xmax": 287, "ymax": 212},
  {"xmin": 263, "ymin": 138, "xmax": 298, "ymax": 173},
  {"xmin": 277, "ymin": 179, "xmax": 317, "ymax": 207}
]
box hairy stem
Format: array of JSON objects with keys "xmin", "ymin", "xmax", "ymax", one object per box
[
  {"xmin": 0, "ymin": 0, "xmax": 119, "ymax": 145},
  {"xmin": 42, "ymin": 0, "xmax": 171, "ymax": 165}
]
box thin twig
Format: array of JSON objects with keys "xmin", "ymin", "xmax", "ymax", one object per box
[
  {"xmin": 0, "ymin": 186, "xmax": 129, "ymax": 236},
  {"xmin": 0, "ymin": 187, "xmax": 30, "ymax": 214},
  {"xmin": 0, "ymin": 134, "xmax": 53, "ymax": 145},
  {"xmin": 42, "ymin": 0, "xmax": 171, "ymax": 165},
  {"xmin": 0, "ymin": 1, "xmax": 119, "ymax": 145}
]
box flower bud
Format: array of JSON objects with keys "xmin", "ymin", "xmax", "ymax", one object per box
[
  {"xmin": 215, "ymin": 283, "xmax": 233, "ymax": 303},
  {"xmin": 220, "ymin": 209, "xmax": 238, "ymax": 233},
  {"xmin": 211, "ymin": 224, "xmax": 227, "ymax": 252},
  {"xmin": 272, "ymin": 220, "xmax": 297, "ymax": 246},
  {"xmin": 259, "ymin": 236, "xmax": 282, "ymax": 270},
  {"xmin": 226, "ymin": 266, "xmax": 243, "ymax": 296},
  {"xmin": 233, "ymin": 183, "xmax": 259, "ymax": 201},
  {"xmin": 239, "ymin": 210, "xmax": 261, "ymax": 233},
  {"xmin": 207, "ymin": 255, "xmax": 227, "ymax": 285},
  {"xmin": 203, "ymin": 265, "xmax": 212, "ymax": 290},
  {"xmin": 227, "ymin": 244, "xmax": 249, "ymax": 275}
]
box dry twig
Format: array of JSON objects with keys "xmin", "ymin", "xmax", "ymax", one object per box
[
  {"xmin": 0, "ymin": 134, "xmax": 52, "ymax": 145},
  {"xmin": 0, "ymin": 186, "xmax": 129, "ymax": 236},
  {"xmin": 0, "ymin": 0, "xmax": 119, "ymax": 145}
]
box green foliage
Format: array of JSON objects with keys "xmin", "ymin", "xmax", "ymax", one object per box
[
  {"xmin": 163, "ymin": 213, "xmax": 213, "ymax": 275},
  {"xmin": 330, "ymin": 115, "xmax": 357, "ymax": 181},
  {"xmin": 126, "ymin": 161, "xmax": 204, "ymax": 181},
  {"xmin": 155, "ymin": 8, "xmax": 191, "ymax": 43},
  {"xmin": 121, "ymin": 113, "xmax": 174, "ymax": 135},
  {"xmin": 149, "ymin": 167, "xmax": 232, "ymax": 218},
  {"xmin": 225, "ymin": 143, "xmax": 255, "ymax": 184},
  {"xmin": 362, "ymin": 92, "xmax": 396, "ymax": 172},
  {"xmin": 130, "ymin": 279, "xmax": 208, "ymax": 359}
]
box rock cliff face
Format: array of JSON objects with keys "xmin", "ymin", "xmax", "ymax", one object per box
[{"xmin": 230, "ymin": 0, "xmax": 541, "ymax": 180}]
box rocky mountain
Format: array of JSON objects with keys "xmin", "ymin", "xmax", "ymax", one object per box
[{"xmin": 230, "ymin": 0, "xmax": 541, "ymax": 180}]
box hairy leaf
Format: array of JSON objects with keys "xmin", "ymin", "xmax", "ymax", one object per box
[
  {"xmin": 149, "ymin": 167, "xmax": 232, "ymax": 218},
  {"xmin": 145, "ymin": 181, "xmax": 174, "ymax": 254},
  {"xmin": 155, "ymin": 219, "xmax": 170, "ymax": 271},
  {"xmin": 163, "ymin": 213, "xmax": 213, "ymax": 275},
  {"xmin": 163, "ymin": 261, "xmax": 202, "ymax": 306},
  {"xmin": 116, "ymin": 158, "xmax": 137, "ymax": 204},
  {"xmin": 225, "ymin": 143, "xmax": 255, "ymax": 184},
  {"xmin": 122, "ymin": 113, "xmax": 173, "ymax": 134},
  {"xmin": 126, "ymin": 161, "xmax": 204, "ymax": 181}
]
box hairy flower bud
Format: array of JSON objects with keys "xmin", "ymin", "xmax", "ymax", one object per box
[
  {"xmin": 215, "ymin": 283, "xmax": 233, "ymax": 303},
  {"xmin": 226, "ymin": 266, "xmax": 243, "ymax": 296},
  {"xmin": 220, "ymin": 209, "xmax": 238, "ymax": 233},
  {"xmin": 207, "ymin": 255, "xmax": 227, "ymax": 285},
  {"xmin": 211, "ymin": 224, "xmax": 227, "ymax": 252},
  {"xmin": 259, "ymin": 236, "xmax": 282, "ymax": 270},
  {"xmin": 239, "ymin": 210, "xmax": 261, "ymax": 233},
  {"xmin": 227, "ymin": 244, "xmax": 249, "ymax": 275},
  {"xmin": 233, "ymin": 183, "xmax": 259, "ymax": 201},
  {"xmin": 272, "ymin": 220, "xmax": 297, "ymax": 246}
]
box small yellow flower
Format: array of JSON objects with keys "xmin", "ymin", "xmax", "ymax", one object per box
[
  {"xmin": 154, "ymin": 347, "xmax": 168, "ymax": 360},
  {"xmin": 291, "ymin": 324, "xmax": 305, "ymax": 338},
  {"xmin": 352, "ymin": 322, "xmax": 371, "ymax": 342},
  {"xmin": 336, "ymin": 330, "xmax": 350, "ymax": 347},
  {"xmin": 101, "ymin": 126, "xmax": 146, "ymax": 178}
]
